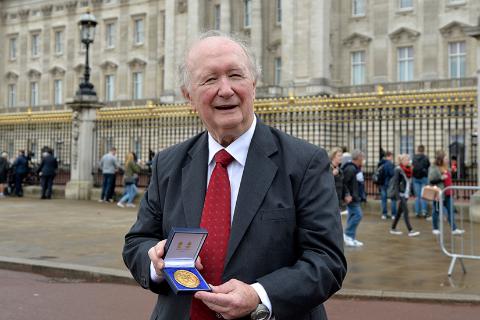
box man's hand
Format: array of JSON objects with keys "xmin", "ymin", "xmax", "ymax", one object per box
[
  {"xmin": 148, "ymin": 240, "xmax": 204, "ymax": 279},
  {"xmin": 194, "ymin": 279, "xmax": 260, "ymax": 319}
]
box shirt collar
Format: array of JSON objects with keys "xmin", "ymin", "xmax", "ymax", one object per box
[{"xmin": 207, "ymin": 115, "xmax": 257, "ymax": 167}]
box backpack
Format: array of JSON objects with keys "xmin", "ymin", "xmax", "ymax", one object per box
[{"xmin": 372, "ymin": 164, "xmax": 386, "ymax": 185}]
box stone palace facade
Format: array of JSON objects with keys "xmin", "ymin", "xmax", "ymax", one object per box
[{"xmin": 1, "ymin": 0, "xmax": 479, "ymax": 112}]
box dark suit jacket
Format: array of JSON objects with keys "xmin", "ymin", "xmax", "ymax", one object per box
[
  {"xmin": 38, "ymin": 154, "xmax": 58, "ymax": 176},
  {"xmin": 123, "ymin": 121, "xmax": 347, "ymax": 320}
]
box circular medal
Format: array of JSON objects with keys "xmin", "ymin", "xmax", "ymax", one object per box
[{"xmin": 174, "ymin": 270, "xmax": 200, "ymax": 288}]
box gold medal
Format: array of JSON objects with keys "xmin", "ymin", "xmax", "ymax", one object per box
[{"xmin": 174, "ymin": 270, "xmax": 200, "ymax": 288}]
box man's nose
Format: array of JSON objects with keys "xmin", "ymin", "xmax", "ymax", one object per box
[{"xmin": 217, "ymin": 77, "xmax": 234, "ymax": 98}]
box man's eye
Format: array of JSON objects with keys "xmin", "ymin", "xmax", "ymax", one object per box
[
  {"xmin": 203, "ymin": 77, "xmax": 217, "ymax": 84},
  {"xmin": 230, "ymin": 74, "xmax": 243, "ymax": 78}
]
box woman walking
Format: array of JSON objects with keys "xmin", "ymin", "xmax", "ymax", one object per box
[
  {"xmin": 429, "ymin": 150, "xmax": 464, "ymax": 235},
  {"xmin": 330, "ymin": 147, "xmax": 351, "ymax": 212},
  {"xmin": 389, "ymin": 154, "xmax": 420, "ymax": 237},
  {"xmin": 117, "ymin": 152, "xmax": 141, "ymax": 208}
]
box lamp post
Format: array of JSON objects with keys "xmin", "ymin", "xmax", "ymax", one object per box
[
  {"xmin": 65, "ymin": 9, "xmax": 103, "ymax": 200},
  {"xmin": 76, "ymin": 10, "xmax": 97, "ymax": 97}
]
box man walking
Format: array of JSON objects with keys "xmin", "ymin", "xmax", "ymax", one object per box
[
  {"xmin": 412, "ymin": 145, "xmax": 430, "ymax": 217},
  {"xmin": 99, "ymin": 147, "xmax": 119, "ymax": 202},
  {"xmin": 379, "ymin": 151, "xmax": 397, "ymax": 219},
  {"xmin": 342, "ymin": 149, "xmax": 366, "ymax": 247},
  {"xmin": 37, "ymin": 148, "xmax": 58, "ymax": 199}
]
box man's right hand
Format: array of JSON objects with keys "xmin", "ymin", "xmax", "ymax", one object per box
[
  {"xmin": 148, "ymin": 240, "xmax": 167, "ymax": 279},
  {"xmin": 148, "ymin": 239, "xmax": 204, "ymax": 279}
]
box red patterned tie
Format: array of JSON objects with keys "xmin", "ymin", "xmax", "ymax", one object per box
[{"xmin": 190, "ymin": 149, "xmax": 234, "ymax": 320}]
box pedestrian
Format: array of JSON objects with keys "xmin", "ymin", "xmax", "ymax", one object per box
[
  {"xmin": 378, "ymin": 151, "xmax": 397, "ymax": 220},
  {"xmin": 98, "ymin": 147, "xmax": 119, "ymax": 203},
  {"xmin": 117, "ymin": 152, "xmax": 142, "ymax": 208},
  {"xmin": 428, "ymin": 150, "xmax": 464, "ymax": 236},
  {"xmin": 388, "ymin": 154, "xmax": 420, "ymax": 237},
  {"xmin": 342, "ymin": 149, "xmax": 366, "ymax": 247},
  {"xmin": 123, "ymin": 31, "xmax": 346, "ymax": 320},
  {"xmin": 330, "ymin": 147, "xmax": 352, "ymax": 212},
  {"xmin": 0, "ymin": 152, "xmax": 10, "ymax": 198},
  {"xmin": 12, "ymin": 150, "xmax": 29, "ymax": 197},
  {"xmin": 412, "ymin": 145, "xmax": 430, "ymax": 218},
  {"xmin": 37, "ymin": 148, "xmax": 58, "ymax": 199}
]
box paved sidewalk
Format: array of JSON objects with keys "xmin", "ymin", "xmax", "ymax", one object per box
[{"xmin": 1, "ymin": 197, "xmax": 480, "ymax": 302}]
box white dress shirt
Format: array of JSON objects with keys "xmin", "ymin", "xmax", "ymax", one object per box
[{"xmin": 150, "ymin": 116, "xmax": 273, "ymax": 318}]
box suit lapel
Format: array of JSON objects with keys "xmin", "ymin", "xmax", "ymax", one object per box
[
  {"xmin": 181, "ymin": 133, "xmax": 208, "ymax": 228},
  {"xmin": 225, "ymin": 122, "xmax": 278, "ymax": 268}
]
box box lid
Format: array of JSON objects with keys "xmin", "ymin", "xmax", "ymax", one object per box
[{"xmin": 164, "ymin": 227, "xmax": 208, "ymax": 268}]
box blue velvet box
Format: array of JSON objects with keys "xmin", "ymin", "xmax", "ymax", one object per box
[{"xmin": 163, "ymin": 227, "xmax": 211, "ymax": 294}]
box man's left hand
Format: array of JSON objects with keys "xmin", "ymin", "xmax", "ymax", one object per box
[{"xmin": 194, "ymin": 279, "xmax": 260, "ymax": 319}]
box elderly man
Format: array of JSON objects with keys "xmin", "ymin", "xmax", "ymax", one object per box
[{"xmin": 123, "ymin": 31, "xmax": 346, "ymax": 320}]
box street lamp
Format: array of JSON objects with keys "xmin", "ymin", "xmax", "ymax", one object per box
[{"xmin": 76, "ymin": 10, "xmax": 97, "ymax": 96}]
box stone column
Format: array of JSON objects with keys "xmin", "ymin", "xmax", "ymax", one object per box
[
  {"xmin": 65, "ymin": 95, "xmax": 103, "ymax": 200},
  {"xmin": 281, "ymin": 0, "xmax": 295, "ymax": 91},
  {"xmin": 250, "ymin": 0, "xmax": 262, "ymax": 86},
  {"xmin": 464, "ymin": 18, "xmax": 480, "ymax": 222},
  {"xmin": 161, "ymin": 0, "xmax": 176, "ymax": 103},
  {"xmin": 220, "ymin": 0, "xmax": 231, "ymax": 33},
  {"xmin": 306, "ymin": 0, "xmax": 331, "ymax": 95},
  {"xmin": 187, "ymin": 0, "xmax": 201, "ymax": 42}
]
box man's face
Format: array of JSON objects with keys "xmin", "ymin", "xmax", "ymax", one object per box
[{"xmin": 182, "ymin": 37, "xmax": 256, "ymax": 146}]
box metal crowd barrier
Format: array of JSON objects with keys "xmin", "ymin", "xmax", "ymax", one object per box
[{"xmin": 438, "ymin": 186, "xmax": 480, "ymax": 276}]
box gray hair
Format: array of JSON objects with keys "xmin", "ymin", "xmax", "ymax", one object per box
[
  {"xmin": 351, "ymin": 149, "xmax": 365, "ymax": 160},
  {"xmin": 178, "ymin": 30, "xmax": 262, "ymax": 91}
]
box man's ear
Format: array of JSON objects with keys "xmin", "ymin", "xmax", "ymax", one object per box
[{"xmin": 181, "ymin": 86, "xmax": 193, "ymax": 106}]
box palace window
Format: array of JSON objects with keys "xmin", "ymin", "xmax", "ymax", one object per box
[
  {"xmin": 8, "ymin": 84, "xmax": 16, "ymax": 107},
  {"xmin": 105, "ymin": 75, "xmax": 115, "ymax": 102},
  {"xmin": 399, "ymin": 0, "xmax": 413, "ymax": 9},
  {"xmin": 9, "ymin": 37, "xmax": 17, "ymax": 60},
  {"xmin": 134, "ymin": 18, "xmax": 144, "ymax": 45},
  {"xmin": 448, "ymin": 41, "xmax": 466, "ymax": 78},
  {"xmin": 31, "ymin": 33, "xmax": 40, "ymax": 57},
  {"xmin": 244, "ymin": 0, "xmax": 252, "ymax": 28},
  {"xmin": 274, "ymin": 57, "xmax": 282, "ymax": 86},
  {"xmin": 54, "ymin": 79, "xmax": 63, "ymax": 105},
  {"xmin": 54, "ymin": 30, "xmax": 64, "ymax": 55},
  {"xmin": 30, "ymin": 82, "xmax": 39, "ymax": 106},
  {"xmin": 397, "ymin": 46, "xmax": 414, "ymax": 81},
  {"xmin": 276, "ymin": 0, "xmax": 282, "ymax": 24},
  {"xmin": 106, "ymin": 22, "xmax": 116, "ymax": 48},
  {"xmin": 351, "ymin": 51, "xmax": 366, "ymax": 85},
  {"xmin": 133, "ymin": 72, "xmax": 143, "ymax": 100},
  {"xmin": 352, "ymin": 0, "xmax": 365, "ymax": 17},
  {"xmin": 214, "ymin": 5, "xmax": 221, "ymax": 30}
]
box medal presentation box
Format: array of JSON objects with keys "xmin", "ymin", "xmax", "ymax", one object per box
[{"xmin": 163, "ymin": 227, "xmax": 211, "ymax": 294}]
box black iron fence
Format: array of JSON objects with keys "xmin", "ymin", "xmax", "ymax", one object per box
[{"xmin": 1, "ymin": 88, "xmax": 477, "ymax": 200}]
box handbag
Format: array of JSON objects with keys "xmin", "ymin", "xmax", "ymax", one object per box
[{"xmin": 421, "ymin": 185, "xmax": 440, "ymax": 201}]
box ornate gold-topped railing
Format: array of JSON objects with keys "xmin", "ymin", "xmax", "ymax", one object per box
[{"xmin": 1, "ymin": 88, "xmax": 477, "ymax": 199}]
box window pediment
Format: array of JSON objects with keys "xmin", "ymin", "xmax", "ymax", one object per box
[
  {"xmin": 28, "ymin": 69, "xmax": 42, "ymax": 79},
  {"xmin": 128, "ymin": 58, "xmax": 147, "ymax": 69},
  {"xmin": 100, "ymin": 60, "xmax": 119, "ymax": 71},
  {"xmin": 343, "ymin": 33, "xmax": 372, "ymax": 47},
  {"xmin": 389, "ymin": 27, "xmax": 420, "ymax": 43},
  {"xmin": 74, "ymin": 63, "xmax": 85, "ymax": 73},
  {"xmin": 5, "ymin": 71, "xmax": 19, "ymax": 81},
  {"xmin": 439, "ymin": 21, "xmax": 470, "ymax": 38},
  {"xmin": 50, "ymin": 66, "xmax": 66, "ymax": 77},
  {"xmin": 267, "ymin": 39, "xmax": 282, "ymax": 53}
]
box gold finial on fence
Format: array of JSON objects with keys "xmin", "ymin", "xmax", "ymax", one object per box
[
  {"xmin": 376, "ymin": 85, "xmax": 384, "ymax": 95},
  {"xmin": 289, "ymin": 95, "xmax": 295, "ymax": 105}
]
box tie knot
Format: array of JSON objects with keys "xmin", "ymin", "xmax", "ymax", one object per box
[{"xmin": 214, "ymin": 149, "xmax": 234, "ymax": 167}]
